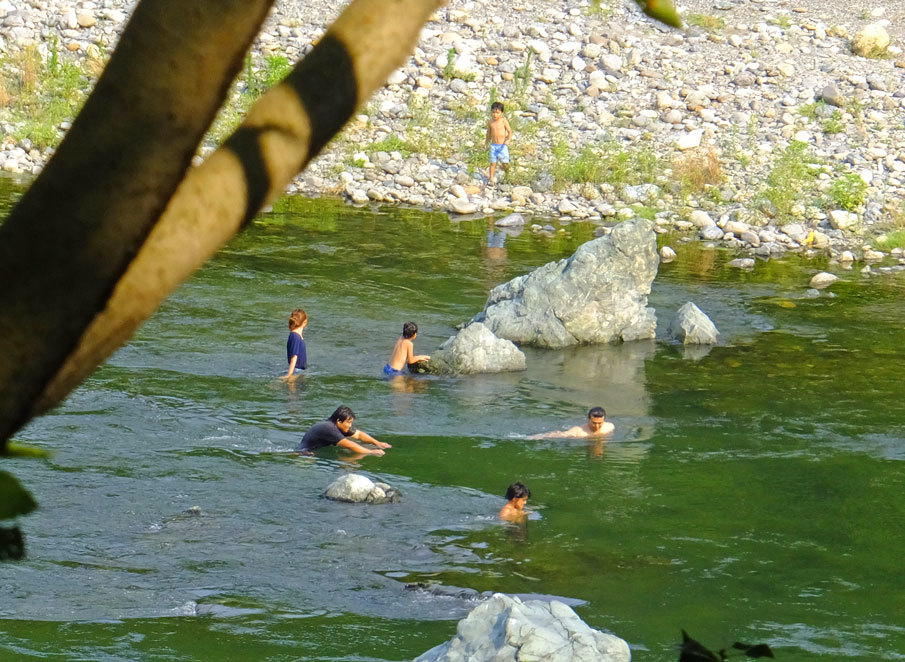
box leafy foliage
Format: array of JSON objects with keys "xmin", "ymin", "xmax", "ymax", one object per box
[
  {"xmin": 680, "ymin": 630, "xmax": 775, "ymax": 661},
  {"xmin": 828, "ymin": 173, "xmax": 867, "ymax": 212}
]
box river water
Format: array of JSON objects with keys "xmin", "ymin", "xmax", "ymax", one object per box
[{"xmin": 2, "ymin": 185, "xmax": 905, "ymax": 660}]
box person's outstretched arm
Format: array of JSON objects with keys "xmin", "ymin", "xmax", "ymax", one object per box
[
  {"xmin": 337, "ymin": 438, "xmax": 385, "ymax": 455},
  {"xmin": 351, "ymin": 429, "xmax": 391, "ymax": 449},
  {"xmin": 405, "ymin": 341, "xmax": 429, "ymax": 365}
]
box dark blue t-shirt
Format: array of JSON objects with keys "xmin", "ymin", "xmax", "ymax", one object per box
[
  {"xmin": 287, "ymin": 333, "xmax": 307, "ymax": 371},
  {"xmin": 298, "ymin": 420, "xmax": 356, "ymax": 452}
]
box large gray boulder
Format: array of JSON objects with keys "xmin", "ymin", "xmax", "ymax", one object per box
[
  {"xmin": 324, "ymin": 474, "xmax": 401, "ymax": 504},
  {"xmin": 431, "ymin": 322, "xmax": 526, "ymax": 374},
  {"xmin": 473, "ymin": 219, "xmax": 659, "ymax": 348},
  {"xmin": 667, "ymin": 302, "xmax": 719, "ymax": 345},
  {"xmin": 415, "ymin": 593, "xmax": 631, "ymax": 662}
]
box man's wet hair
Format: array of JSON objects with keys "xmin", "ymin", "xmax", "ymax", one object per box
[
  {"xmin": 491, "ymin": 101, "xmax": 504, "ymax": 112},
  {"xmin": 588, "ymin": 407, "xmax": 606, "ymax": 419},
  {"xmin": 402, "ymin": 321, "xmax": 418, "ymax": 339},
  {"xmin": 329, "ymin": 405, "xmax": 355, "ymax": 423},
  {"xmin": 505, "ymin": 482, "xmax": 531, "ymax": 500}
]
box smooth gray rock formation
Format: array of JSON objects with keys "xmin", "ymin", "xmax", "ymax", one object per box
[
  {"xmin": 414, "ymin": 593, "xmax": 631, "ymax": 662},
  {"xmin": 431, "ymin": 322, "xmax": 526, "ymax": 374},
  {"xmin": 324, "ymin": 474, "xmax": 401, "ymax": 504},
  {"xmin": 668, "ymin": 302, "xmax": 720, "ymax": 345},
  {"xmin": 473, "ymin": 219, "xmax": 659, "ymax": 349}
]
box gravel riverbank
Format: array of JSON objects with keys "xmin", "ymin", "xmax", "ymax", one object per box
[{"xmin": 2, "ymin": 0, "xmax": 905, "ymax": 267}]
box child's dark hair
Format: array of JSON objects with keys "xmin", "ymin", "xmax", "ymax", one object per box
[
  {"xmin": 491, "ymin": 101, "xmax": 504, "ymax": 112},
  {"xmin": 289, "ymin": 308, "xmax": 307, "ymax": 330},
  {"xmin": 588, "ymin": 406, "xmax": 606, "ymax": 419},
  {"xmin": 402, "ymin": 321, "xmax": 418, "ymax": 339},
  {"xmin": 505, "ymin": 482, "xmax": 530, "ymax": 500},
  {"xmin": 329, "ymin": 405, "xmax": 355, "ymax": 424}
]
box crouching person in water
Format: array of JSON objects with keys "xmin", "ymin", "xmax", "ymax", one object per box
[
  {"xmin": 528, "ymin": 406, "xmax": 614, "ymax": 439},
  {"xmin": 499, "ymin": 482, "xmax": 531, "ymax": 521},
  {"xmin": 384, "ymin": 321, "xmax": 430, "ymax": 376},
  {"xmin": 297, "ymin": 406, "xmax": 391, "ymax": 456}
]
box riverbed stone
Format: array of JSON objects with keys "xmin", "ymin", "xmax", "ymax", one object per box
[
  {"xmin": 324, "ymin": 474, "xmax": 402, "ymax": 504},
  {"xmin": 852, "ymin": 23, "xmax": 890, "ymax": 57},
  {"xmin": 810, "ymin": 271, "xmax": 839, "ymax": 288},
  {"xmin": 473, "ymin": 219, "xmax": 659, "ymax": 348},
  {"xmin": 415, "ymin": 593, "xmax": 631, "ymax": 662},
  {"xmin": 667, "ymin": 301, "xmax": 720, "ymax": 345},
  {"xmin": 495, "ymin": 212, "xmax": 525, "ymax": 227},
  {"xmin": 431, "ymin": 322, "xmax": 526, "ymax": 373}
]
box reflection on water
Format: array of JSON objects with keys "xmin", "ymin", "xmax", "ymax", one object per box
[{"xmin": 4, "ymin": 193, "xmax": 905, "ymax": 660}]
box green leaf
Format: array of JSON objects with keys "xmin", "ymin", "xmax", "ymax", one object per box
[
  {"xmin": 0, "ymin": 526, "xmax": 26, "ymax": 561},
  {"xmin": 635, "ymin": 0, "xmax": 683, "ymax": 28},
  {"xmin": 0, "ymin": 471, "xmax": 38, "ymax": 520},
  {"xmin": 3, "ymin": 441, "xmax": 51, "ymax": 459}
]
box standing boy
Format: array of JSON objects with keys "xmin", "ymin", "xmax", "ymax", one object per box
[
  {"xmin": 384, "ymin": 321, "xmax": 430, "ymax": 376},
  {"xmin": 285, "ymin": 308, "xmax": 307, "ymax": 379},
  {"xmin": 484, "ymin": 101, "xmax": 513, "ymax": 185}
]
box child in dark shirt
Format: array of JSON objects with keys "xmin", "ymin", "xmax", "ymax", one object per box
[{"xmin": 285, "ymin": 309, "xmax": 307, "ymax": 380}]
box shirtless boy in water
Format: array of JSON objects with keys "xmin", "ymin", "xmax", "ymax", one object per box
[
  {"xmin": 529, "ymin": 407, "xmax": 615, "ymax": 439},
  {"xmin": 384, "ymin": 322, "xmax": 430, "ymax": 376},
  {"xmin": 484, "ymin": 101, "xmax": 513, "ymax": 185}
]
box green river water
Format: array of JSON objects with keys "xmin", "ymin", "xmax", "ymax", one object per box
[{"xmin": 2, "ymin": 182, "xmax": 905, "ymax": 660}]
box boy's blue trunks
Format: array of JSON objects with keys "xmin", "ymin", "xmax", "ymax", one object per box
[
  {"xmin": 489, "ymin": 143, "xmax": 510, "ymax": 163},
  {"xmin": 383, "ymin": 363, "xmax": 405, "ymax": 376}
]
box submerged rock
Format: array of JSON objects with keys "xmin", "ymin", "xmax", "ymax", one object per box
[
  {"xmin": 414, "ymin": 593, "xmax": 630, "ymax": 662},
  {"xmin": 324, "ymin": 474, "xmax": 401, "ymax": 504},
  {"xmin": 431, "ymin": 322, "xmax": 526, "ymax": 374},
  {"xmin": 473, "ymin": 219, "xmax": 659, "ymax": 349},
  {"xmin": 810, "ymin": 272, "xmax": 839, "ymax": 289},
  {"xmin": 668, "ymin": 301, "xmax": 720, "ymax": 345}
]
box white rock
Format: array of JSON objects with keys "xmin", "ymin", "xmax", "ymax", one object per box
[
  {"xmin": 660, "ymin": 246, "xmax": 677, "ymax": 261},
  {"xmin": 449, "ymin": 198, "xmax": 479, "ymax": 215},
  {"xmin": 809, "ymin": 272, "xmax": 839, "ymax": 288},
  {"xmin": 324, "ymin": 474, "xmax": 374, "ymax": 502},
  {"xmin": 600, "ymin": 53, "xmax": 623, "ymax": 72},
  {"xmin": 828, "ymin": 209, "xmax": 858, "ymax": 231},
  {"xmin": 852, "ymin": 23, "xmax": 890, "ymax": 56},
  {"xmin": 495, "ymin": 213, "xmax": 525, "ymax": 227},
  {"xmin": 386, "ymin": 69, "xmax": 406, "ymax": 85},
  {"xmin": 676, "ymin": 129, "xmax": 704, "ymax": 151},
  {"xmin": 450, "ymin": 184, "xmax": 468, "ymax": 200},
  {"xmin": 415, "ymin": 594, "xmax": 630, "ymax": 662},
  {"xmin": 689, "ymin": 210, "xmax": 715, "ymax": 228},
  {"xmin": 668, "ymin": 301, "xmax": 720, "ymax": 345}
]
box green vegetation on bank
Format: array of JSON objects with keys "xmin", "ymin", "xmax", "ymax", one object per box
[{"xmin": 0, "ymin": 40, "xmax": 100, "ymax": 149}]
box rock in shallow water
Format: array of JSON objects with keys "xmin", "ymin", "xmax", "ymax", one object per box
[
  {"xmin": 473, "ymin": 219, "xmax": 659, "ymax": 348},
  {"xmin": 809, "ymin": 271, "xmax": 839, "ymax": 289},
  {"xmin": 667, "ymin": 301, "xmax": 720, "ymax": 345},
  {"xmin": 431, "ymin": 322, "xmax": 526, "ymax": 374},
  {"xmin": 324, "ymin": 474, "xmax": 401, "ymax": 504},
  {"xmin": 414, "ymin": 593, "xmax": 630, "ymax": 662}
]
